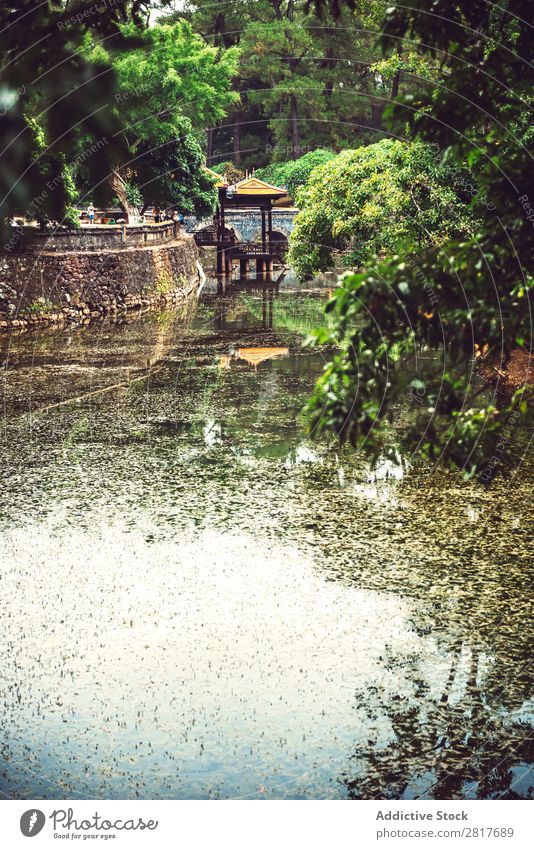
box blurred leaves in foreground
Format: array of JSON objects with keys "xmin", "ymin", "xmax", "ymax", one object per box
[{"xmin": 304, "ymin": 0, "xmax": 533, "ymax": 481}]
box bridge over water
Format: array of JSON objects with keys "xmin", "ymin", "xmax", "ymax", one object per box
[{"xmin": 184, "ymin": 207, "xmax": 298, "ymax": 245}]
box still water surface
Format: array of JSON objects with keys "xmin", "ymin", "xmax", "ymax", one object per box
[{"xmin": 0, "ymin": 272, "xmax": 532, "ymax": 799}]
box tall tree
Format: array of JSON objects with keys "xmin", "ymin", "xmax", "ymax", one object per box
[
  {"xmin": 103, "ymin": 19, "xmax": 239, "ymax": 212},
  {"xmin": 173, "ymin": 0, "xmax": 436, "ymax": 167}
]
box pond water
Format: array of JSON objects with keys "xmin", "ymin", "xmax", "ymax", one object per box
[{"xmin": 0, "ymin": 269, "xmax": 532, "ymax": 800}]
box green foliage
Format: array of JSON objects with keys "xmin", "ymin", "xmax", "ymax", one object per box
[
  {"xmin": 378, "ymin": 0, "xmax": 534, "ymax": 291},
  {"xmin": 303, "ymin": 0, "xmax": 534, "ymax": 480},
  {"xmin": 255, "ymin": 149, "xmax": 336, "ymax": 198},
  {"xmin": 156, "ymin": 271, "xmax": 174, "ymax": 295},
  {"xmin": 63, "ymin": 207, "xmax": 81, "ymax": 229},
  {"xmin": 110, "ymin": 20, "xmax": 239, "ymax": 143},
  {"xmin": 111, "ymin": 180, "xmax": 142, "ymax": 210},
  {"xmin": 124, "ymin": 182, "xmax": 143, "ymax": 209},
  {"xmin": 0, "ymin": 8, "xmax": 239, "ymax": 230},
  {"xmin": 304, "ymin": 256, "xmax": 531, "ymax": 480},
  {"xmin": 240, "ymin": 16, "xmax": 324, "ymax": 151},
  {"xmin": 132, "ymin": 131, "xmax": 217, "ymax": 215},
  {"xmin": 97, "ymin": 19, "xmax": 240, "ymax": 213},
  {"xmin": 210, "ymin": 163, "xmax": 228, "ymax": 175},
  {"xmin": 0, "ymin": 1, "xmax": 135, "ymax": 238},
  {"xmin": 289, "ymin": 140, "xmax": 476, "ymax": 276},
  {"xmin": 26, "ymin": 297, "xmax": 55, "ymax": 315},
  {"xmin": 210, "ymin": 162, "xmax": 245, "ymax": 185},
  {"xmin": 174, "ymin": 0, "xmax": 432, "ymax": 169}
]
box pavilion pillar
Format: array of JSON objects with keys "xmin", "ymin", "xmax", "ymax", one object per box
[
  {"xmin": 219, "ymin": 202, "xmax": 226, "ymax": 256},
  {"xmin": 261, "ymin": 208, "xmax": 266, "ymax": 252},
  {"xmin": 256, "ymin": 258, "xmax": 264, "ymax": 275},
  {"xmin": 240, "ymin": 258, "xmax": 249, "ymax": 276},
  {"xmin": 216, "ymin": 248, "xmax": 224, "ymax": 275}
]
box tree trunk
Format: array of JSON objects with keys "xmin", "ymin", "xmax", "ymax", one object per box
[
  {"xmin": 233, "ymin": 110, "xmax": 241, "ymax": 165},
  {"xmin": 324, "ymin": 44, "xmax": 335, "ymax": 100},
  {"xmin": 289, "ymin": 94, "xmax": 299, "ymax": 158},
  {"xmin": 206, "ymin": 127, "xmax": 215, "ymax": 167},
  {"xmin": 371, "ymin": 100, "xmax": 385, "ymax": 132},
  {"xmin": 107, "ymin": 167, "xmax": 131, "ymax": 216},
  {"xmin": 391, "ymin": 69, "xmax": 401, "ymax": 100}
]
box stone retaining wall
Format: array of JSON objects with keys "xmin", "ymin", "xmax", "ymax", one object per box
[{"xmin": 0, "ymin": 230, "xmax": 200, "ymax": 332}]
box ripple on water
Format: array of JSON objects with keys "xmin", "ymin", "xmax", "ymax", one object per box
[{"xmin": 0, "ymin": 284, "xmax": 532, "ymax": 799}]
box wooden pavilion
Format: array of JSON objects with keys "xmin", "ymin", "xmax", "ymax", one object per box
[{"xmin": 196, "ymin": 172, "xmax": 288, "ymax": 276}]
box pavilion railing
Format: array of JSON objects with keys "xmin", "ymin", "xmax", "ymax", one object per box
[
  {"xmin": 230, "ymin": 241, "xmax": 288, "ymax": 258},
  {"xmin": 194, "ymin": 228, "xmax": 235, "ymax": 246}
]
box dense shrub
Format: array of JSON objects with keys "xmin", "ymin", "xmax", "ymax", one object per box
[
  {"xmin": 288, "ymin": 140, "xmax": 476, "ymax": 277},
  {"xmin": 255, "ymin": 149, "xmax": 336, "ymax": 198},
  {"xmin": 210, "ymin": 161, "xmax": 245, "ymax": 185}
]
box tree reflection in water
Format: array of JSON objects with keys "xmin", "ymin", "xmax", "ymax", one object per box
[
  {"xmin": 344, "ymin": 643, "xmax": 533, "ymax": 799},
  {"xmin": 331, "ymin": 505, "xmax": 534, "ymax": 800}
]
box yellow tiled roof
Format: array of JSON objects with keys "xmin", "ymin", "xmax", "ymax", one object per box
[{"xmin": 230, "ymin": 177, "xmax": 287, "ymax": 196}]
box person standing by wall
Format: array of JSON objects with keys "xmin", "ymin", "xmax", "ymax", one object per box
[{"xmin": 87, "ymin": 203, "xmax": 95, "ymax": 225}]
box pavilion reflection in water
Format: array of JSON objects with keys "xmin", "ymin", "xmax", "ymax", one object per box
[
  {"xmin": 220, "ymin": 347, "xmax": 289, "ymax": 371},
  {"xmin": 210, "ymin": 267, "xmax": 291, "ymax": 370},
  {"xmin": 213, "ymin": 270, "xmax": 285, "ymax": 332}
]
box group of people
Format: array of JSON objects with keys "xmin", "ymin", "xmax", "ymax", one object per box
[
  {"xmin": 83, "ymin": 204, "xmax": 185, "ymax": 225},
  {"xmin": 153, "ymin": 207, "xmax": 184, "ymax": 225}
]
